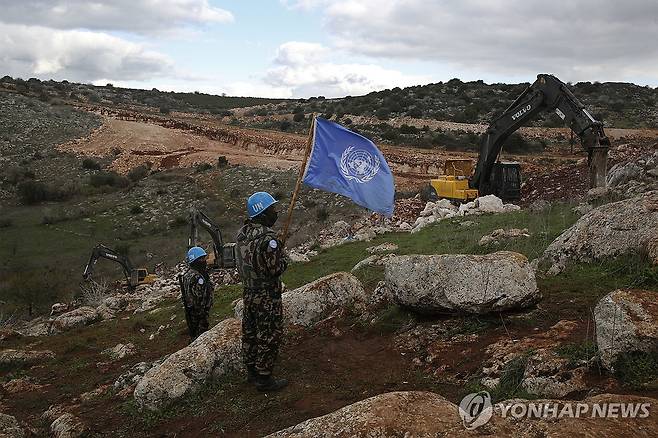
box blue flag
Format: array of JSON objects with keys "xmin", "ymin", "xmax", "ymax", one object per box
[{"xmin": 302, "ymin": 117, "xmax": 395, "ymax": 217}]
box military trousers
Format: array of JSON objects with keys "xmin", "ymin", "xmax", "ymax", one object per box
[{"xmin": 241, "ymin": 287, "xmax": 283, "ymax": 375}]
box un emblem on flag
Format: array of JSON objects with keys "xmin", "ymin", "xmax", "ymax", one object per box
[{"xmin": 339, "ymin": 146, "xmax": 381, "ymax": 184}]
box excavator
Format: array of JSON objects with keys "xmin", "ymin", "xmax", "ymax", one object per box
[
  {"xmin": 188, "ymin": 208, "xmax": 237, "ymax": 270},
  {"xmin": 431, "ymin": 74, "xmax": 610, "ymax": 202},
  {"xmin": 82, "ymin": 244, "xmax": 157, "ymax": 289}
]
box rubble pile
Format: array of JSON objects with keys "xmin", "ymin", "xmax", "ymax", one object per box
[
  {"xmin": 412, "ymin": 195, "xmax": 520, "ymax": 233},
  {"xmin": 606, "ymin": 148, "xmax": 658, "ymax": 197}
]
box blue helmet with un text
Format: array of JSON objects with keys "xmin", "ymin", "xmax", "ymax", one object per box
[{"xmin": 247, "ymin": 192, "xmax": 278, "ymax": 218}]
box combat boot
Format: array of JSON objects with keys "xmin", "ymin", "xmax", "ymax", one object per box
[
  {"xmin": 246, "ymin": 365, "xmax": 258, "ymax": 383},
  {"xmin": 255, "ymin": 374, "xmax": 288, "ymax": 392}
]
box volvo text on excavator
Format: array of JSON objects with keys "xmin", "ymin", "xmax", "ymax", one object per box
[
  {"xmin": 431, "ymin": 74, "xmax": 610, "ymax": 202},
  {"xmin": 82, "ymin": 244, "xmax": 157, "ymax": 289},
  {"xmin": 188, "ymin": 208, "xmax": 237, "ymax": 270}
]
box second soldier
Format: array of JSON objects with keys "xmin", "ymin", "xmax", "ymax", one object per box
[{"xmin": 236, "ymin": 192, "xmax": 289, "ymax": 392}]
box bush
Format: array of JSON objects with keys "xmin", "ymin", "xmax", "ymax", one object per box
[
  {"xmin": 89, "ymin": 171, "xmax": 130, "ymax": 188},
  {"xmin": 17, "ymin": 180, "xmax": 77, "ymax": 204},
  {"xmin": 217, "ymin": 156, "xmax": 229, "ymax": 168},
  {"xmin": 279, "ymin": 120, "xmax": 292, "ymax": 131},
  {"xmin": 316, "ymin": 206, "xmax": 329, "ymax": 222},
  {"xmin": 127, "ymin": 165, "xmax": 149, "ymax": 182},
  {"xmin": 130, "ymin": 205, "xmax": 144, "ymax": 215},
  {"xmin": 4, "ymin": 166, "xmax": 34, "ymax": 185},
  {"xmin": 195, "ymin": 162, "xmax": 213, "ymax": 172},
  {"xmin": 159, "ymin": 106, "xmax": 171, "ymax": 114},
  {"xmin": 293, "ymin": 112, "xmax": 305, "ymax": 122},
  {"xmin": 81, "ymin": 158, "xmax": 101, "ymax": 170}
]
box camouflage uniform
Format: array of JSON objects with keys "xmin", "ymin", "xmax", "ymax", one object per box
[
  {"xmin": 236, "ymin": 220, "xmax": 288, "ymax": 375},
  {"xmin": 179, "ymin": 267, "xmax": 214, "ymax": 340}
]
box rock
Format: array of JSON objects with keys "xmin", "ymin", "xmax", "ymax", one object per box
[
  {"xmin": 385, "ymin": 251, "xmax": 539, "ymax": 314},
  {"xmin": 0, "ymin": 413, "xmax": 25, "ymax": 438},
  {"xmin": 41, "ymin": 404, "xmax": 69, "ymax": 424},
  {"xmin": 481, "ymin": 321, "xmax": 587, "ymax": 397},
  {"xmin": 607, "ymin": 162, "xmax": 643, "ymax": 187},
  {"xmin": 114, "ymin": 360, "xmax": 161, "ymax": 393},
  {"xmin": 95, "ymin": 304, "xmax": 115, "ymax": 320},
  {"xmin": 235, "ymin": 272, "xmax": 368, "ymax": 327},
  {"xmin": 350, "ymin": 255, "xmax": 379, "ymax": 272},
  {"xmin": 365, "ymin": 243, "xmax": 398, "ymax": 254},
  {"xmin": 594, "ymin": 289, "xmax": 658, "ymax": 371},
  {"xmin": 19, "ymin": 321, "xmax": 51, "ymax": 337},
  {"xmin": 586, "ymin": 186, "xmax": 609, "ymax": 201},
  {"xmin": 80, "ymin": 385, "xmax": 111, "ymax": 403},
  {"xmin": 50, "ymin": 413, "xmax": 86, "ymax": 438},
  {"xmin": 0, "ymin": 329, "xmax": 20, "ymax": 343},
  {"xmin": 50, "ymin": 306, "xmax": 100, "ymax": 334},
  {"xmin": 266, "ymin": 391, "xmax": 516, "ymax": 437},
  {"xmin": 572, "ymin": 203, "xmax": 593, "ymax": 215},
  {"xmin": 103, "ymin": 295, "xmax": 129, "ymax": 312},
  {"xmin": 330, "ymin": 220, "xmax": 351, "ymax": 238},
  {"xmin": 528, "ymin": 199, "xmax": 550, "ymax": 213},
  {"xmin": 134, "ymin": 318, "xmax": 242, "ymax": 411},
  {"xmin": 0, "ymin": 349, "xmax": 55, "ymax": 366},
  {"xmin": 354, "ymin": 229, "xmax": 376, "ymax": 242},
  {"xmin": 2, "ymin": 378, "xmax": 45, "ymax": 394},
  {"xmin": 103, "ymin": 343, "xmax": 136, "ymax": 360},
  {"xmin": 475, "ymin": 195, "xmax": 505, "ymax": 213},
  {"xmin": 479, "ymin": 228, "xmax": 530, "ymax": 246},
  {"xmin": 287, "ymin": 250, "xmax": 310, "ymax": 263},
  {"xmin": 539, "ymin": 191, "xmax": 658, "ymax": 274},
  {"xmin": 398, "ymin": 222, "xmax": 412, "ymax": 231},
  {"xmin": 367, "ymin": 281, "xmax": 394, "ymax": 309},
  {"xmin": 50, "ymin": 303, "xmax": 68, "ymax": 316},
  {"xmin": 420, "ymin": 201, "xmax": 435, "ymax": 217}
]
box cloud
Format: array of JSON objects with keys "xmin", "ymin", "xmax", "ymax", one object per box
[
  {"xmin": 0, "ymin": 0, "xmax": 233, "ymax": 34},
  {"xmin": 0, "ymin": 24, "xmax": 173, "ymax": 82},
  {"xmin": 306, "ymin": 0, "xmax": 658, "ymax": 83},
  {"xmin": 264, "ymin": 41, "xmax": 432, "ymax": 97}
]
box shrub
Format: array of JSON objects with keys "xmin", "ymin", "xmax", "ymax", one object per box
[
  {"xmin": 279, "ymin": 120, "xmax": 292, "ymax": 131},
  {"xmin": 81, "ymin": 158, "xmax": 101, "ymax": 170},
  {"xmin": 130, "ymin": 205, "xmax": 144, "ymax": 215},
  {"xmin": 127, "ymin": 165, "xmax": 149, "ymax": 182},
  {"xmin": 195, "ymin": 162, "xmax": 213, "ymax": 172},
  {"xmin": 159, "ymin": 106, "xmax": 171, "ymax": 114},
  {"xmin": 4, "ymin": 166, "xmax": 34, "ymax": 185},
  {"xmin": 89, "ymin": 171, "xmax": 130, "ymax": 188},
  {"xmin": 217, "ymin": 156, "xmax": 229, "ymax": 168},
  {"xmin": 17, "ymin": 180, "xmax": 77, "ymax": 204},
  {"xmin": 316, "ymin": 206, "xmax": 329, "ymax": 222},
  {"xmin": 293, "ymin": 112, "xmax": 305, "ymax": 122}
]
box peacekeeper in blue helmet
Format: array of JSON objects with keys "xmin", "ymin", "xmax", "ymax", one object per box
[
  {"xmin": 236, "ymin": 192, "xmax": 289, "ymax": 392},
  {"xmin": 179, "ymin": 246, "xmax": 214, "ymax": 342}
]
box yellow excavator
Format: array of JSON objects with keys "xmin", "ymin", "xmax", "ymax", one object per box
[
  {"xmin": 82, "ymin": 244, "xmax": 157, "ymax": 289},
  {"xmin": 431, "ymin": 74, "xmax": 610, "ymax": 202}
]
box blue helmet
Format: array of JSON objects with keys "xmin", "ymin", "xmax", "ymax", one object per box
[
  {"xmin": 186, "ymin": 246, "xmax": 207, "ymax": 264},
  {"xmin": 247, "ymin": 192, "xmax": 278, "ymax": 218}
]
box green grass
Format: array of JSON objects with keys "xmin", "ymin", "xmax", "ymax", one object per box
[
  {"xmin": 283, "ymin": 204, "xmax": 579, "ymax": 290},
  {"xmin": 556, "ymin": 341, "xmax": 598, "ymax": 367},
  {"xmin": 614, "ymin": 351, "xmax": 658, "ymax": 390}
]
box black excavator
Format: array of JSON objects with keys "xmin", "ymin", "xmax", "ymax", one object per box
[
  {"xmin": 82, "ymin": 244, "xmax": 157, "ymax": 289},
  {"xmin": 431, "ymin": 74, "xmax": 610, "ymax": 201},
  {"xmin": 188, "ymin": 208, "xmax": 237, "ymax": 270}
]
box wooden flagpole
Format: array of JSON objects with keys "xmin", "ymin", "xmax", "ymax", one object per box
[{"xmin": 280, "ymin": 113, "xmax": 316, "ymax": 243}]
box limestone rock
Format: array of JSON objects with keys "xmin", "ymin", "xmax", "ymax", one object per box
[
  {"xmin": 134, "ymin": 318, "xmax": 242, "ymax": 411},
  {"xmin": 594, "ymin": 289, "xmax": 658, "ymax": 371},
  {"xmin": 0, "ymin": 413, "xmax": 25, "ymax": 438},
  {"xmin": 539, "ymin": 191, "xmax": 658, "ymax": 274},
  {"xmin": 479, "ymin": 228, "xmax": 530, "ymax": 246},
  {"xmin": 385, "ymin": 252, "xmax": 539, "ymax": 314},
  {"xmin": 50, "ymin": 306, "xmax": 100, "ymax": 334},
  {"xmin": 102, "ymin": 343, "xmax": 136, "ymax": 360},
  {"xmin": 235, "ymin": 272, "xmax": 367, "ymax": 327},
  {"xmin": 0, "ymin": 349, "xmax": 55, "ymax": 366},
  {"xmin": 50, "ymin": 303, "xmax": 68, "ymax": 316},
  {"xmin": 365, "ymin": 243, "xmax": 399, "ymax": 254},
  {"xmin": 50, "ymin": 413, "xmax": 86, "ymax": 438},
  {"xmin": 476, "ymin": 194, "xmax": 505, "ymax": 213},
  {"xmin": 266, "ymin": 391, "xmax": 515, "ymax": 437}
]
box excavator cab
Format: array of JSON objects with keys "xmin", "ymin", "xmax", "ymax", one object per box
[
  {"xmin": 487, "ymin": 162, "xmax": 521, "ymax": 201},
  {"xmin": 133, "ymin": 268, "xmax": 157, "ymax": 286}
]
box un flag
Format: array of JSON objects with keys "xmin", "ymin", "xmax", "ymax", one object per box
[{"xmin": 302, "ymin": 117, "xmax": 395, "ymax": 217}]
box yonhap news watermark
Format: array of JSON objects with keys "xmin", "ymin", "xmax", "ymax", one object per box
[{"xmin": 459, "ymin": 391, "xmax": 652, "ymax": 430}]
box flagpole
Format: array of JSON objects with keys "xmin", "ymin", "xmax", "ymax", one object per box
[{"xmin": 280, "ymin": 113, "xmax": 316, "ymax": 244}]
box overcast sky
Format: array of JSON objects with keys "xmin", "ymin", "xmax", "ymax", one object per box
[{"xmin": 1, "ymin": 0, "xmax": 657, "ymax": 98}]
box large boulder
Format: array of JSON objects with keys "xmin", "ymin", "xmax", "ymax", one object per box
[
  {"xmin": 266, "ymin": 391, "xmax": 658, "ymax": 437},
  {"xmin": 266, "ymin": 391, "xmax": 515, "ymax": 437},
  {"xmin": 134, "ymin": 318, "xmax": 242, "ymax": 411},
  {"xmin": 50, "ymin": 306, "xmax": 100, "ymax": 334},
  {"xmin": 594, "ymin": 289, "xmax": 658, "ymax": 371},
  {"xmin": 50, "ymin": 413, "xmax": 86, "ymax": 438},
  {"xmin": 235, "ymin": 272, "xmax": 367, "ymax": 327},
  {"xmin": 384, "ymin": 252, "xmax": 539, "ymax": 314},
  {"xmin": 539, "ymin": 191, "xmax": 658, "ymax": 274}
]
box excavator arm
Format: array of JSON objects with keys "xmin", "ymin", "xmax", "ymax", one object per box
[
  {"xmin": 83, "ymin": 244, "xmax": 136, "ymax": 287},
  {"xmin": 471, "ymin": 74, "xmax": 610, "ymax": 195},
  {"xmin": 188, "ymin": 209, "xmax": 236, "ymax": 269}
]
